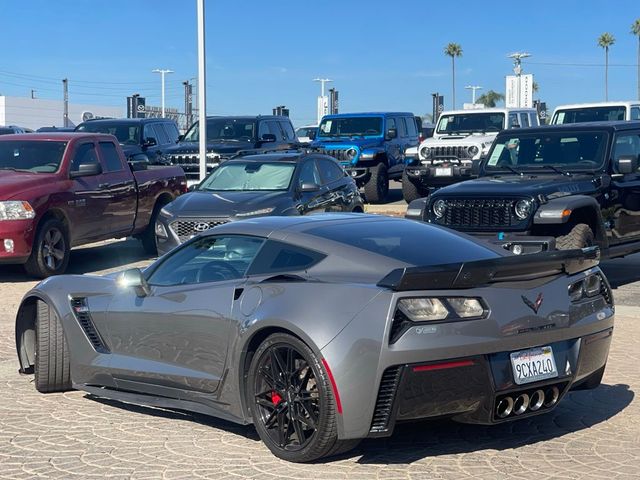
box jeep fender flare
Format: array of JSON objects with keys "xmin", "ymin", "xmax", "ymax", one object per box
[
  {"xmin": 360, "ymin": 147, "xmax": 387, "ymax": 165},
  {"xmin": 534, "ymin": 195, "xmax": 607, "ymax": 245}
]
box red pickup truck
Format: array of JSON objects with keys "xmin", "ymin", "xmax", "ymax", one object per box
[{"xmin": 0, "ymin": 133, "xmax": 186, "ymax": 277}]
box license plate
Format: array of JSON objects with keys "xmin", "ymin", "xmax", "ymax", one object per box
[
  {"xmin": 510, "ymin": 346, "xmax": 558, "ymax": 385},
  {"xmin": 435, "ymin": 167, "xmax": 452, "ymax": 176}
]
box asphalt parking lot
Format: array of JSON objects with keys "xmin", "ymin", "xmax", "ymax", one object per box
[{"xmin": 0, "ymin": 233, "xmax": 639, "ymax": 479}]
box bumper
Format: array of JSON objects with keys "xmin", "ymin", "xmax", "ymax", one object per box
[
  {"xmin": 406, "ymin": 164, "xmax": 474, "ymax": 187},
  {"xmin": 368, "ymin": 327, "xmax": 612, "ymax": 436},
  {"xmin": 0, "ymin": 219, "xmax": 35, "ymax": 264}
]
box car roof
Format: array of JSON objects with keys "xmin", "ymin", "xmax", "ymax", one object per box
[
  {"xmin": 322, "ymin": 112, "xmax": 413, "ymax": 118},
  {"xmin": 495, "ymin": 120, "xmax": 640, "ymax": 134},
  {"xmin": 226, "ymin": 151, "xmax": 339, "ymax": 163},
  {"xmin": 0, "ymin": 132, "xmax": 115, "ymax": 141},
  {"xmin": 201, "ymin": 115, "xmax": 291, "ymax": 121},
  {"xmin": 553, "ymin": 101, "xmax": 640, "ymax": 110},
  {"xmin": 440, "ymin": 108, "xmax": 538, "ymax": 115},
  {"xmin": 78, "ymin": 118, "xmax": 175, "ymax": 125}
]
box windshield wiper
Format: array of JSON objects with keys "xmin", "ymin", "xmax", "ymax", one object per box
[
  {"xmin": 532, "ymin": 165, "xmax": 572, "ymax": 176},
  {"xmin": 0, "ymin": 167, "xmax": 33, "ymax": 173},
  {"xmin": 497, "ymin": 165, "xmax": 522, "ymax": 175}
]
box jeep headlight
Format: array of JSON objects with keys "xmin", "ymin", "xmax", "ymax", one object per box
[
  {"xmin": 514, "ymin": 199, "xmax": 533, "ymax": 220},
  {"xmin": 346, "ymin": 148, "xmax": 358, "ymax": 160},
  {"xmin": 432, "ymin": 199, "xmax": 446, "ymax": 218},
  {"xmin": 468, "ymin": 145, "xmax": 479, "ymax": 156},
  {"xmin": 0, "ymin": 201, "xmax": 35, "ymax": 221},
  {"xmin": 420, "ymin": 146, "xmax": 431, "ymax": 159}
]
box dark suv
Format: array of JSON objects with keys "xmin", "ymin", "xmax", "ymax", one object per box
[
  {"xmin": 162, "ymin": 115, "xmax": 299, "ymax": 183},
  {"xmin": 310, "ymin": 112, "xmax": 419, "ymax": 203},
  {"xmin": 406, "ymin": 121, "xmax": 640, "ymax": 258},
  {"xmin": 75, "ymin": 118, "xmax": 180, "ymax": 164}
]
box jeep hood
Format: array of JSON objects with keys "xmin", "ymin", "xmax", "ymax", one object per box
[
  {"xmin": 425, "ymin": 133, "xmax": 496, "ymax": 146},
  {"xmin": 164, "ymin": 141, "xmax": 253, "ymax": 156},
  {"xmin": 312, "ymin": 138, "xmax": 382, "ymax": 150},
  {"xmin": 433, "ymin": 173, "xmax": 599, "ymax": 199}
]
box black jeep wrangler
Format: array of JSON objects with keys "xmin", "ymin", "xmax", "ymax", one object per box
[{"xmin": 406, "ymin": 121, "xmax": 640, "ymax": 258}]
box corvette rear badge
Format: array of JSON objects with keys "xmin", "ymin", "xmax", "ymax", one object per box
[{"xmin": 522, "ymin": 292, "xmax": 544, "ymax": 314}]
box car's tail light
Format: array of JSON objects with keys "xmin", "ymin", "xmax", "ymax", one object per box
[{"xmin": 568, "ymin": 272, "xmax": 612, "ymax": 304}]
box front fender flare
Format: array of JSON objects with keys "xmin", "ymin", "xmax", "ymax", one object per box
[{"xmin": 534, "ymin": 195, "xmax": 606, "ymax": 243}]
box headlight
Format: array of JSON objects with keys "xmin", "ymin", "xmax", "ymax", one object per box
[
  {"xmin": 432, "ymin": 199, "xmax": 446, "ymax": 218},
  {"xmin": 398, "ymin": 298, "xmax": 448, "ymax": 322},
  {"xmin": 0, "ymin": 201, "xmax": 35, "ymax": 221},
  {"xmin": 235, "ymin": 207, "xmax": 275, "ymax": 217},
  {"xmin": 446, "ymin": 298, "xmax": 485, "ymax": 318},
  {"xmin": 346, "ymin": 148, "xmax": 358, "ymax": 160},
  {"xmin": 468, "ymin": 145, "xmax": 479, "ymax": 156},
  {"xmin": 420, "ymin": 146, "xmax": 431, "ymax": 159},
  {"xmin": 206, "ymin": 151, "xmax": 219, "ymax": 159},
  {"xmin": 155, "ymin": 222, "xmax": 168, "ymax": 238},
  {"xmin": 514, "ymin": 199, "xmax": 532, "ymax": 220}
]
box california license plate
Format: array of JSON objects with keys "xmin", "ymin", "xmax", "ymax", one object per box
[
  {"xmin": 510, "ymin": 346, "xmax": 558, "ymax": 385},
  {"xmin": 435, "ymin": 167, "xmax": 452, "ymax": 176}
]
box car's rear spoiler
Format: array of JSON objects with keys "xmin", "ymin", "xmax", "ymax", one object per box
[{"xmin": 378, "ymin": 246, "xmax": 600, "ymax": 291}]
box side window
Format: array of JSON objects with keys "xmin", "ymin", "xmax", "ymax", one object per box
[
  {"xmin": 530, "ymin": 113, "xmax": 539, "ymax": 126},
  {"xmin": 398, "ymin": 118, "xmax": 408, "ymax": 137},
  {"xmin": 298, "ymin": 160, "xmax": 322, "ymax": 186},
  {"xmin": 143, "ymin": 124, "xmax": 158, "ymax": 143},
  {"xmin": 98, "ymin": 142, "xmax": 123, "ymax": 172},
  {"xmin": 268, "ymin": 121, "xmax": 284, "ymax": 140},
  {"xmin": 317, "ymin": 158, "xmax": 345, "ymax": 184},
  {"xmin": 508, "ymin": 113, "xmax": 519, "ymax": 128},
  {"xmin": 147, "ymin": 235, "xmax": 265, "ymax": 286},
  {"xmin": 69, "ymin": 143, "xmax": 99, "ymax": 173},
  {"xmin": 519, "ymin": 113, "xmax": 530, "ymax": 128},
  {"xmin": 386, "ymin": 117, "xmax": 397, "ymax": 134},
  {"xmin": 153, "ymin": 123, "xmax": 170, "ymax": 145},
  {"xmin": 280, "ymin": 121, "xmax": 296, "ymax": 141},
  {"xmin": 163, "ymin": 123, "xmax": 180, "ymax": 143},
  {"xmin": 258, "ymin": 121, "xmax": 270, "ymax": 139},
  {"xmin": 612, "ymin": 134, "xmax": 640, "ymax": 172},
  {"xmin": 247, "ymin": 240, "xmax": 326, "ymax": 275},
  {"xmin": 631, "ymin": 108, "xmax": 640, "ymax": 121},
  {"xmin": 406, "ymin": 117, "xmax": 418, "ymax": 137}
]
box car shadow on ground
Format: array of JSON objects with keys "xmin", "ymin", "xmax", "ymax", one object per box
[
  {"xmin": 84, "ymin": 383, "xmax": 632, "ymax": 463},
  {"xmin": 0, "ymin": 239, "xmax": 154, "ymax": 283},
  {"xmin": 600, "ymin": 253, "xmax": 640, "ymax": 289}
]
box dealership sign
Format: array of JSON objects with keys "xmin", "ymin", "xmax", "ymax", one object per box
[{"xmin": 505, "ymin": 74, "xmax": 533, "ymax": 108}]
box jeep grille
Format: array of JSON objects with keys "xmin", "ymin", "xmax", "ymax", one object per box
[
  {"xmin": 315, "ymin": 148, "xmax": 353, "ymax": 162},
  {"xmin": 437, "ymin": 199, "xmax": 516, "ymax": 228},
  {"xmin": 431, "ymin": 146, "xmax": 472, "ymax": 161}
]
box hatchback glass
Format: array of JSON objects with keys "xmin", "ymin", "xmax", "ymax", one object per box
[{"xmin": 199, "ymin": 162, "xmax": 295, "ymax": 191}]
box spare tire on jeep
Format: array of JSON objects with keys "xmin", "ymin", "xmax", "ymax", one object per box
[{"xmin": 555, "ymin": 223, "xmax": 594, "ymax": 250}]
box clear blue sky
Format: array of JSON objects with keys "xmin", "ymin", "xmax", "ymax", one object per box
[{"xmin": 0, "ymin": 0, "xmax": 639, "ymax": 126}]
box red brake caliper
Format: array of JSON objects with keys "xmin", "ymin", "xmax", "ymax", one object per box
[{"xmin": 271, "ymin": 391, "xmax": 282, "ymax": 405}]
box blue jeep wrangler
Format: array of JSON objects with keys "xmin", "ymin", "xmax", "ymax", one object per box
[{"xmin": 310, "ymin": 112, "xmax": 419, "ymax": 202}]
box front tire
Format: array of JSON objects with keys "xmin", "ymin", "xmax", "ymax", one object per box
[
  {"xmin": 140, "ymin": 199, "xmax": 170, "ymax": 255},
  {"xmin": 35, "ymin": 300, "xmax": 72, "ymax": 393},
  {"xmin": 363, "ymin": 162, "xmax": 388, "ymax": 204},
  {"xmin": 24, "ymin": 218, "xmax": 70, "ymax": 278},
  {"xmin": 401, "ymin": 169, "xmax": 427, "ymax": 203},
  {"xmin": 247, "ymin": 333, "xmax": 358, "ymax": 462},
  {"xmin": 555, "ymin": 223, "xmax": 594, "ymax": 250}
]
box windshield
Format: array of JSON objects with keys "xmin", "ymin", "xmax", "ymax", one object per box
[
  {"xmin": 76, "ymin": 122, "xmax": 140, "ymax": 145},
  {"xmin": 296, "ymin": 127, "xmax": 316, "ymax": 137},
  {"xmin": 552, "ymin": 106, "xmax": 626, "ymax": 124},
  {"xmin": 485, "ymin": 131, "xmax": 608, "ymax": 172},
  {"xmin": 183, "ymin": 119, "xmax": 256, "ymax": 142},
  {"xmin": 318, "ymin": 117, "xmax": 382, "ymax": 137},
  {"xmin": 199, "ymin": 162, "xmax": 295, "ymax": 191},
  {"xmin": 0, "ymin": 140, "xmax": 68, "ymax": 173},
  {"xmin": 436, "ymin": 113, "xmax": 505, "ymax": 134}
]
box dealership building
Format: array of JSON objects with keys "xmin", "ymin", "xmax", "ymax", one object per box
[{"xmin": 0, "ymin": 95, "xmax": 122, "ymax": 130}]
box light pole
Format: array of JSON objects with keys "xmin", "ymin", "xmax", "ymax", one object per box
[
  {"xmin": 196, "ymin": 0, "xmax": 207, "ymax": 181},
  {"xmin": 152, "ymin": 68, "xmax": 174, "ymax": 117},
  {"xmin": 313, "ymin": 78, "xmax": 332, "ymax": 124},
  {"xmin": 465, "ymin": 85, "xmax": 483, "ymax": 104},
  {"xmin": 508, "ymin": 52, "xmax": 530, "ymax": 107}
]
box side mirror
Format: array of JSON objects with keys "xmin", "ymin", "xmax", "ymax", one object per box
[
  {"xmin": 188, "ymin": 183, "xmax": 199, "ymax": 192},
  {"xmin": 308, "ymin": 129, "xmax": 317, "ymax": 140},
  {"xmin": 69, "ymin": 162, "xmax": 102, "ymax": 178},
  {"xmin": 386, "ymin": 128, "xmax": 397, "ymax": 139},
  {"xmin": 128, "ymin": 153, "xmax": 150, "ymax": 171},
  {"xmin": 299, "ymin": 182, "xmax": 321, "ymax": 192},
  {"xmin": 118, "ymin": 268, "xmax": 151, "ymax": 297},
  {"xmin": 614, "ymin": 154, "xmax": 639, "ymax": 175},
  {"xmin": 143, "ymin": 137, "xmax": 157, "ymax": 148},
  {"xmin": 260, "ymin": 133, "xmax": 277, "ymax": 143},
  {"xmin": 471, "ymin": 159, "xmax": 481, "ymax": 176},
  {"xmin": 178, "ymin": 134, "xmax": 184, "ymax": 142}
]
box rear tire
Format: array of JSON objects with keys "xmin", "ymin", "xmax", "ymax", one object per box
[
  {"xmin": 401, "ymin": 169, "xmax": 426, "ymax": 203},
  {"xmin": 24, "ymin": 218, "xmax": 70, "ymax": 278},
  {"xmin": 247, "ymin": 333, "xmax": 358, "ymax": 462},
  {"xmin": 35, "ymin": 300, "xmax": 72, "ymax": 393},
  {"xmin": 555, "ymin": 223, "xmax": 594, "ymax": 250},
  {"xmin": 363, "ymin": 162, "xmax": 388, "ymax": 204}
]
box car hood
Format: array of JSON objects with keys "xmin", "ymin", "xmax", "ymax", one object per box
[
  {"xmin": 311, "ymin": 138, "xmax": 382, "ymax": 150},
  {"xmin": 432, "ymin": 173, "xmax": 599, "ymax": 199},
  {"xmin": 0, "ymin": 170, "xmax": 57, "ymax": 200},
  {"xmin": 164, "ymin": 141, "xmax": 253, "ymax": 155},
  {"xmin": 425, "ymin": 133, "xmax": 497, "ymax": 146},
  {"xmin": 164, "ymin": 190, "xmax": 291, "ymax": 216}
]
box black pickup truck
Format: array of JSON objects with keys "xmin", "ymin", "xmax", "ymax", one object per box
[{"xmin": 406, "ymin": 121, "xmax": 640, "ymax": 258}]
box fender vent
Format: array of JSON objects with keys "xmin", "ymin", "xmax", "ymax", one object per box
[
  {"xmin": 370, "ymin": 365, "xmax": 403, "ymax": 433},
  {"xmin": 70, "ymin": 298, "xmax": 110, "ymax": 353}
]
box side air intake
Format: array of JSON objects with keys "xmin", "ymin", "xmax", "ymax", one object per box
[{"xmin": 70, "ymin": 298, "xmax": 110, "ymax": 353}]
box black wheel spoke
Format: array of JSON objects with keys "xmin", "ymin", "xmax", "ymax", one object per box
[
  {"xmin": 277, "ymin": 410, "xmax": 287, "ymax": 447},
  {"xmin": 291, "ymin": 404, "xmax": 307, "ymax": 445}
]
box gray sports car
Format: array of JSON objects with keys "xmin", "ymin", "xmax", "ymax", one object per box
[{"xmin": 15, "ymin": 214, "xmax": 614, "ymax": 462}]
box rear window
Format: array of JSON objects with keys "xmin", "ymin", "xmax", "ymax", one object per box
[
  {"xmin": 307, "ymin": 220, "xmax": 498, "ymax": 265},
  {"xmin": 553, "ymin": 106, "xmax": 626, "ymax": 124}
]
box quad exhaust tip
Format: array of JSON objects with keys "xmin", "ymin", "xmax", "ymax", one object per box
[
  {"xmin": 543, "ymin": 386, "xmax": 560, "ymax": 408},
  {"xmin": 513, "ymin": 393, "xmax": 530, "ymax": 415},
  {"xmin": 529, "ymin": 389, "xmax": 545, "ymax": 412},
  {"xmin": 496, "ymin": 396, "xmax": 514, "ymax": 418},
  {"xmin": 495, "ymin": 384, "xmax": 562, "ymax": 419}
]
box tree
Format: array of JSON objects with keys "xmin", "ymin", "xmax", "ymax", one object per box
[
  {"xmin": 632, "ymin": 19, "xmax": 640, "ymax": 100},
  {"xmin": 476, "ymin": 90, "xmax": 505, "ymax": 108},
  {"xmin": 444, "ymin": 43, "xmax": 463, "ymax": 109},
  {"xmin": 597, "ymin": 32, "xmax": 615, "ymax": 101}
]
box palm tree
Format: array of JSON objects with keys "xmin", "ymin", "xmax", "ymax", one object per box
[
  {"xmin": 597, "ymin": 32, "xmax": 615, "ymax": 101},
  {"xmin": 444, "ymin": 43, "xmax": 463, "ymax": 109},
  {"xmin": 632, "ymin": 19, "xmax": 640, "ymax": 100},
  {"xmin": 476, "ymin": 90, "xmax": 505, "ymax": 108}
]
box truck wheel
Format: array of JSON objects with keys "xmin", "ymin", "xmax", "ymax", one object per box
[
  {"xmin": 363, "ymin": 163, "xmax": 388, "ymax": 203},
  {"xmin": 140, "ymin": 199, "xmax": 170, "ymax": 255},
  {"xmin": 401, "ymin": 169, "xmax": 426, "ymax": 203},
  {"xmin": 555, "ymin": 223, "xmax": 594, "ymax": 250},
  {"xmin": 35, "ymin": 300, "xmax": 72, "ymax": 393},
  {"xmin": 24, "ymin": 218, "xmax": 70, "ymax": 278}
]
